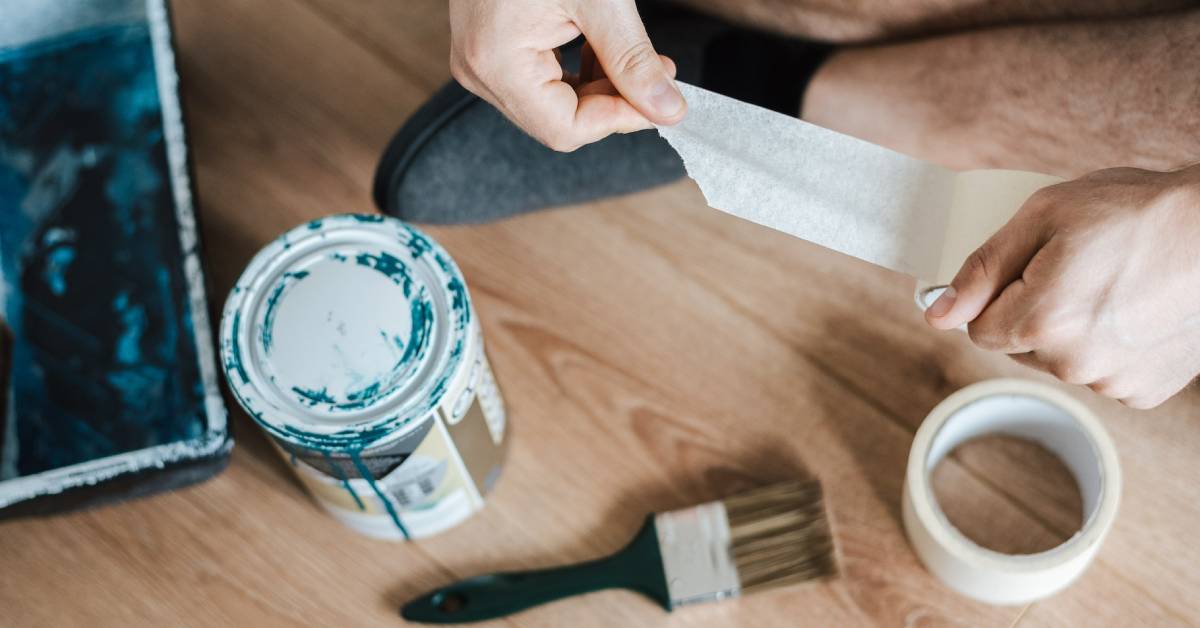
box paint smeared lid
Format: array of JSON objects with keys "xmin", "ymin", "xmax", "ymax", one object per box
[{"xmin": 219, "ymin": 215, "xmax": 471, "ymax": 449}]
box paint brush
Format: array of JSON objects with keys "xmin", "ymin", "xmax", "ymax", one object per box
[{"xmin": 401, "ymin": 480, "xmax": 837, "ymax": 623}]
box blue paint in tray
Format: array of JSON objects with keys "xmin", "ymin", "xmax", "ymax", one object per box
[{"xmin": 0, "ymin": 1, "xmax": 226, "ymax": 497}]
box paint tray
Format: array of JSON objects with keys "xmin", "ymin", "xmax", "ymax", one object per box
[{"xmin": 0, "ymin": 0, "xmax": 230, "ymax": 517}]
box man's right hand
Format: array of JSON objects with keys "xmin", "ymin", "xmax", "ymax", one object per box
[{"xmin": 448, "ymin": 0, "xmax": 687, "ymax": 152}]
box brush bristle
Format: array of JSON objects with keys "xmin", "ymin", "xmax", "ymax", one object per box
[{"xmin": 722, "ymin": 480, "xmax": 837, "ymax": 593}]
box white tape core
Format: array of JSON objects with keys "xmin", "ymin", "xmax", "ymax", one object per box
[
  {"xmin": 902, "ymin": 379, "xmax": 1121, "ymax": 605},
  {"xmin": 915, "ymin": 283, "xmax": 948, "ymax": 311}
]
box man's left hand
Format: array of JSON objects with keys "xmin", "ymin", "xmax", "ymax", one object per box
[{"xmin": 926, "ymin": 165, "xmax": 1200, "ymax": 408}]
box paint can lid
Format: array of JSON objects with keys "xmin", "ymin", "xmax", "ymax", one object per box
[{"xmin": 219, "ymin": 215, "xmax": 471, "ymax": 450}]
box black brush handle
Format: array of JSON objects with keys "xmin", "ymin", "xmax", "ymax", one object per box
[{"xmin": 401, "ymin": 517, "xmax": 669, "ymax": 623}]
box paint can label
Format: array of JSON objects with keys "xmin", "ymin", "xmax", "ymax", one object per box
[
  {"xmin": 220, "ymin": 216, "xmax": 507, "ymax": 540},
  {"xmin": 281, "ymin": 343, "xmax": 506, "ymax": 539}
]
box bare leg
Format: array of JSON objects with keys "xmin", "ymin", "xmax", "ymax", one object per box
[
  {"xmin": 801, "ymin": 9, "xmax": 1200, "ymax": 176},
  {"xmin": 671, "ymin": 0, "xmax": 1194, "ymax": 43}
]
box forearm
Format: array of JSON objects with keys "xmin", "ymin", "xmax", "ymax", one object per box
[{"xmin": 802, "ymin": 9, "xmax": 1200, "ymax": 176}]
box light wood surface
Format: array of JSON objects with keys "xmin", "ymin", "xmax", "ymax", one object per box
[{"xmin": 3, "ymin": 1, "xmax": 1199, "ymax": 626}]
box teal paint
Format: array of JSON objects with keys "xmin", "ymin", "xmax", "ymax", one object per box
[
  {"xmin": 398, "ymin": 295, "xmax": 433, "ymax": 371},
  {"xmin": 380, "ymin": 329, "xmax": 406, "ymax": 352},
  {"xmin": 354, "ymin": 250, "xmax": 415, "ymax": 297},
  {"xmin": 447, "ymin": 277, "xmax": 469, "ymax": 327},
  {"xmin": 278, "ymin": 419, "xmax": 411, "ymax": 451},
  {"xmin": 43, "ymin": 245, "xmax": 76, "ymax": 295},
  {"xmin": 260, "ymin": 269, "xmax": 310, "ymax": 353},
  {"xmin": 322, "ymin": 451, "xmax": 365, "ymax": 511},
  {"xmin": 293, "ymin": 385, "xmax": 336, "ymax": 406},
  {"xmin": 260, "ymin": 281, "xmax": 286, "ymax": 353},
  {"xmin": 434, "ymin": 252, "xmax": 454, "ymax": 274},
  {"xmin": 112, "ymin": 291, "xmax": 147, "ymax": 364},
  {"xmin": 344, "ymin": 381, "xmax": 381, "ymax": 404},
  {"xmin": 406, "ymin": 231, "xmax": 433, "ymax": 259},
  {"xmin": 226, "ymin": 311, "xmax": 250, "ymax": 385},
  {"xmin": 349, "ymin": 450, "xmax": 410, "ymax": 539}
]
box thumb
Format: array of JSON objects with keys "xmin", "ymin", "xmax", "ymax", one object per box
[
  {"xmin": 573, "ymin": 1, "xmax": 686, "ymax": 124},
  {"xmin": 926, "ymin": 212, "xmax": 1049, "ymax": 330}
]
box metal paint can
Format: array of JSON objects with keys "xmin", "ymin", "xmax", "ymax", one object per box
[{"xmin": 219, "ymin": 215, "xmax": 507, "ymax": 540}]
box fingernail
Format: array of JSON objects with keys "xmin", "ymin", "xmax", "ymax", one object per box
[
  {"xmin": 927, "ymin": 286, "xmax": 957, "ymax": 319},
  {"xmin": 649, "ymin": 79, "xmax": 684, "ymax": 118}
]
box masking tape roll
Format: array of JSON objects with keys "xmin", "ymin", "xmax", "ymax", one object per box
[{"xmin": 902, "ymin": 379, "xmax": 1121, "ymax": 605}]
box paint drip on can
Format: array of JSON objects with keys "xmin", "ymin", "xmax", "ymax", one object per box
[{"xmin": 219, "ymin": 215, "xmax": 507, "ymax": 540}]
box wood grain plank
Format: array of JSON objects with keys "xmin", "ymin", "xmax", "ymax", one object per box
[
  {"xmin": 931, "ymin": 436, "xmax": 1082, "ymax": 555},
  {"xmin": 298, "ymin": 0, "xmax": 452, "ymax": 91},
  {"xmin": 2, "ymin": 0, "xmax": 1197, "ymax": 626},
  {"xmin": 642, "ymin": 185, "xmax": 1200, "ymax": 622},
  {"xmin": 414, "ymin": 200, "xmax": 1032, "ymax": 627},
  {"xmin": 611, "ymin": 182, "xmax": 1200, "ymax": 623},
  {"xmin": 0, "ymin": 1, "xmax": 484, "ymax": 626}
]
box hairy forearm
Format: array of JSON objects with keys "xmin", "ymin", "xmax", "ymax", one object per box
[
  {"xmin": 673, "ymin": 0, "xmax": 1194, "ymax": 43},
  {"xmin": 802, "ymin": 10, "xmax": 1200, "ymax": 176}
]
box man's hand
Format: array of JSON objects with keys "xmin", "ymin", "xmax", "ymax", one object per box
[
  {"xmin": 926, "ymin": 165, "xmax": 1200, "ymax": 408},
  {"xmin": 449, "ymin": 0, "xmax": 686, "ymax": 152}
]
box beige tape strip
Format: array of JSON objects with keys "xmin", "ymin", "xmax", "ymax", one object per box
[{"xmin": 656, "ymin": 83, "xmax": 1062, "ymax": 286}]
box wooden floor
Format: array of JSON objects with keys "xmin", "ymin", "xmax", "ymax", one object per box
[{"xmin": 4, "ymin": 1, "xmax": 1200, "ymax": 625}]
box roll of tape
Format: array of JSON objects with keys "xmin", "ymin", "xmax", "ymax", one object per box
[{"xmin": 902, "ymin": 379, "xmax": 1121, "ymax": 605}]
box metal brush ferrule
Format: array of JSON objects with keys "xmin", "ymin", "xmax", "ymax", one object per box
[{"xmin": 654, "ymin": 501, "xmax": 742, "ymax": 607}]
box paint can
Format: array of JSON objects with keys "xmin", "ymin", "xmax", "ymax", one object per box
[{"xmin": 219, "ymin": 215, "xmax": 507, "ymax": 540}]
